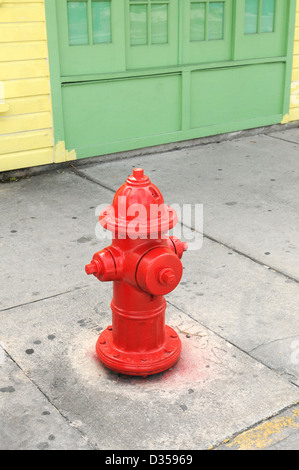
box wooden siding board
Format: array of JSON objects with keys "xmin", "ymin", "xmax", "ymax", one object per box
[
  {"xmin": 0, "ymin": 4, "xmax": 45, "ymax": 23},
  {"xmin": 0, "ymin": 42, "xmax": 48, "ymax": 62},
  {"xmin": 0, "ymin": 147, "xmax": 53, "ymax": 172},
  {"xmin": 0, "ymin": 60, "xmax": 49, "ymax": 80},
  {"xmin": 0, "ymin": 129, "xmax": 53, "ymax": 155}
]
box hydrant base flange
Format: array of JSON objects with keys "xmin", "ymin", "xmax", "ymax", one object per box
[{"xmin": 96, "ymin": 325, "xmax": 182, "ymax": 377}]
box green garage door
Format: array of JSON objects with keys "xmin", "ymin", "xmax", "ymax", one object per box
[{"xmin": 45, "ymin": 0, "xmax": 296, "ymax": 159}]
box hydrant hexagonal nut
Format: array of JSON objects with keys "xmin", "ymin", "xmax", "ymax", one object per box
[
  {"xmin": 158, "ymin": 268, "xmax": 177, "ymax": 286},
  {"xmin": 85, "ymin": 260, "xmax": 101, "ymax": 276}
]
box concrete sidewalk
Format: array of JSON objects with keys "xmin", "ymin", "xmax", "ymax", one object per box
[{"xmin": 0, "ymin": 127, "xmax": 298, "ymax": 450}]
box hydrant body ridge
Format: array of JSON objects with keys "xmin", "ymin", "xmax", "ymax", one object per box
[{"xmin": 85, "ymin": 169, "xmax": 187, "ymax": 376}]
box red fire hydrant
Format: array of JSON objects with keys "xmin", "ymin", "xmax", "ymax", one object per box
[{"xmin": 85, "ymin": 168, "xmax": 187, "ymax": 376}]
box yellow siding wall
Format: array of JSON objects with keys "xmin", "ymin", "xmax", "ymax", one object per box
[
  {"xmin": 0, "ymin": 0, "xmax": 54, "ymax": 171},
  {"xmin": 283, "ymin": 0, "xmax": 299, "ymax": 123}
]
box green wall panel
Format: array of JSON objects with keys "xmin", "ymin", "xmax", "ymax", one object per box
[
  {"xmin": 62, "ymin": 74, "xmax": 182, "ymax": 150},
  {"xmin": 190, "ymin": 63, "xmax": 285, "ymax": 128}
]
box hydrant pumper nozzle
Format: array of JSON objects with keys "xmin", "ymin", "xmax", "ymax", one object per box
[{"xmin": 85, "ymin": 168, "xmax": 188, "ymax": 376}]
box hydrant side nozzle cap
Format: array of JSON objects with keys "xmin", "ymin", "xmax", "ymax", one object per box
[
  {"xmin": 85, "ymin": 260, "xmax": 101, "ymax": 276},
  {"xmin": 136, "ymin": 248, "xmax": 183, "ymax": 296}
]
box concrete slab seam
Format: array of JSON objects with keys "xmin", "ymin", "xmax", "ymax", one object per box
[
  {"xmin": 69, "ymin": 167, "xmax": 299, "ymax": 285},
  {"xmin": 213, "ymin": 401, "xmax": 299, "ymax": 450},
  {"xmin": 0, "ymin": 342, "xmax": 96, "ymax": 450},
  {"xmin": 201, "ymin": 232, "xmax": 299, "ymax": 284},
  {"xmin": 266, "ymin": 134, "xmax": 299, "ymax": 146},
  {"xmin": 0, "ymin": 285, "xmax": 91, "ymax": 314},
  {"xmin": 167, "ymin": 300, "xmax": 299, "ymax": 389}
]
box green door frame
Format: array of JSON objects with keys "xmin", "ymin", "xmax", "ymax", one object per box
[{"xmin": 45, "ymin": 0, "xmax": 297, "ymax": 159}]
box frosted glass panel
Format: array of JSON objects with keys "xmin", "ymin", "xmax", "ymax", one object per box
[
  {"xmin": 190, "ymin": 3, "xmax": 205, "ymax": 42},
  {"xmin": 67, "ymin": 1, "xmax": 89, "ymax": 46},
  {"xmin": 245, "ymin": 0, "xmax": 259, "ymax": 34},
  {"xmin": 130, "ymin": 4, "xmax": 148, "ymax": 45},
  {"xmin": 261, "ymin": 0, "xmax": 275, "ymax": 33},
  {"xmin": 208, "ymin": 2, "xmax": 224, "ymax": 40},
  {"xmin": 151, "ymin": 4, "xmax": 168, "ymax": 44},
  {"xmin": 92, "ymin": 1, "xmax": 111, "ymax": 44}
]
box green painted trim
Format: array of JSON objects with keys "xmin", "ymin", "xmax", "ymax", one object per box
[
  {"xmin": 178, "ymin": 0, "xmax": 184, "ymax": 64},
  {"xmin": 230, "ymin": 0, "xmax": 237, "ymax": 60},
  {"xmin": 73, "ymin": 114, "xmax": 283, "ymax": 160},
  {"xmin": 282, "ymin": 0, "xmax": 297, "ymax": 117},
  {"xmin": 181, "ymin": 70, "xmax": 191, "ymax": 131},
  {"xmin": 61, "ymin": 56, "xmax": 288, "ymax": 84},
  {"xmin": 44, "ymin": 0, "xmax": 65, "ymax": 146},
  {"xmin": 87, "ymin": 0, "xmax": 93, "ymax": 46},
  {"xmin": 257, "ymin": 0, "xmax": 263, "ymax": 33}
]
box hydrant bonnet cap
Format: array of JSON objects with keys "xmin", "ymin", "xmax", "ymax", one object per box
[{"xmin": 99, "ymin": 168, "xmax": 178, "ymax": 235}]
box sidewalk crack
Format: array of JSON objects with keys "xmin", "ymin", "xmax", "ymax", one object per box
[
  {"xmin": 69, "ymin": 166, "xmax": 299, "ymax": 285},
  {"xmin": 266, "ymin": 134, "xmax": 299, "ymax": 146},
  {"xmin": 0, "ymin": 343, "xmax": 97, "ymax": 450},
  {"xmin": 201, "ymin": 230, "xmax": 299, "ymax": 284},
  {"xmin": 0, "ymin": 285, "xmax": 90, "ymax": 313},
  {"xmin": 249, "ymin": 335, "xmax": 299, "ymax": 354},
  {"xmin": 167, "ymin": 299, "xmax": 299, "ymax": 389}
]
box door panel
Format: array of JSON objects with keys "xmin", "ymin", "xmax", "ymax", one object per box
[
  {"xmin": 234, "ymin": 0, "xmax": 289, "ymax": 60},
  {"xmin": 126, "ymin": 0, "xmax": 180, "ymax": 69},
  {"xmin": 190, "ymin": 63, "xmax": 285, "ymax": 128},
  {"xmin": 62, "ymin": 74, "xmax": 182, "ymax": 149},
  {"xmin": 182, "ymin": 0, "xmax": 233, "ymax": 64},
  {"xmin": 57, "ymin": 0, "xmax": 126, "ymax": 76}
]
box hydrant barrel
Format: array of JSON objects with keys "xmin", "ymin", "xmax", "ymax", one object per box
[
  {"xmin": 85, "ymin": 168, "xmax": 188, "ymax": 376},
  {"xmin": 111, "ymin": 283, "xmax": 166, "ymax": 353}
]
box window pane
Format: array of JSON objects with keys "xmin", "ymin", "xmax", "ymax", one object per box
[
  {"xmin": 190, "ymin": 3, "xmax": 205, "ymax": 42},
  {"xmin": 151, "ymin": 4, "xmax": 168, "ymax": 44},
  {"xmin": 244, "ymin": 0, "xmax": 259, "ymax": 34},
  {"xmin": 67, "ymin": 1, "xmax": 89, "ymax": 46},
  {"xmin": 130, "ymin": 4, "xmax": 148, "ymax": 46},
  {"xmin": 208, "ymin": 2, "xmax": 224, "ymax": 40},
  {"xmin": 92, "ymin": 1, "xmax": 111, "ymax": 44},
  {"xmin": 261, "ymin": 0, "xmax": 275, "ymax": 33}
]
